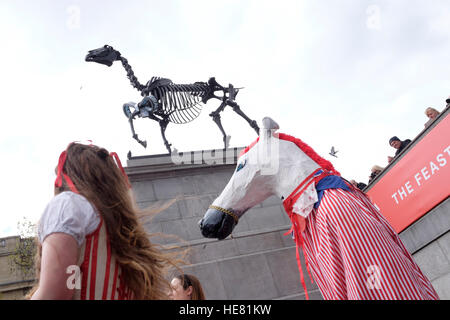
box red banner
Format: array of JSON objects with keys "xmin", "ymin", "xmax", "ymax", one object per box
[{"xmin": 366, "ymin": 114, "xmax": 450, "ymax": 233}]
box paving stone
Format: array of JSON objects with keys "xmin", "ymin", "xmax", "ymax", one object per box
[
  {"xmin": 431, "ymin": 273, "xmax": 450, "ymax": 300},
  {"xmin": 413, "ymin": 241, "xmax": 450, "ymax": 281},
  {"xmin": 265, "ymin": 247, "xmax": 318, "ymax": 296},
  {"xmin": 131, "ymin": 180, "xmax": 156, "ymax": 202},
  {"xmin": 244, "ymin": 204, "xmax": 288, "ymax": 231},
  {"xmin": 182, "ymin": 262, "xmax": 228, "ymax": 300},
  {"xmin": 218, "ymin": 254, "xmax": 278, "ymax": 300},
  {"xmin": 235, "ymin": 231, "xmax": 284, "ymax": 255}
]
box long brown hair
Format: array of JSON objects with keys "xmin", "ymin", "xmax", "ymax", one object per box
[
  {"xmin": 29, "ymin": 142, "xmax": 185, "ymax": 299},
  {"xmin": 175, "ymin": 273, "xmax": 206, "ymax": 300}
]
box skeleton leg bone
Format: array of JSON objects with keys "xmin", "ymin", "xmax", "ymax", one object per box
[
  {"xmin": 209, "ymin": 100, "xmax": 231, "ymax": 149},
  {"xmin": 226, "ymin": 100, "xmax": 260, "ymax": 135},
  {"xmin": 128, "ymin": 116, "xmax": 147, "ymax": 148},
  {"xmin": 158, "ymin": 117, "xmax": 172, "ymax": 154}
]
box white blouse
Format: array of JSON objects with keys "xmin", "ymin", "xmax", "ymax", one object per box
[{"xmin": 38, "ymin": 191, "xmax": 101, "ymax": 247}]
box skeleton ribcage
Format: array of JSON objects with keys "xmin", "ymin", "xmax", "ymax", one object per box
[{"xmin": 146, "ymin": 77, "xmax": 210, "ymax": 124}]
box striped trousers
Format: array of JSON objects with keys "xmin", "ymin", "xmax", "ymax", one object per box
[{"xmin": 301, "ymin": 188, "xmax": 439, "ymax": 300}]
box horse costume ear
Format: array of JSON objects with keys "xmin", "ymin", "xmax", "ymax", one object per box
[
  {"xmin": 257, "ymin": 117, "xmax": 280, "ymax": 175},
  {"xmin": 260, "ymin": 117, "xmax": 280, "ymax": 142},
  {"xmin": 260, "ymin": 117, "xmax": 279, "ymax": 140},
  {"xmin": 262, "ymin": 117, "xmax": 279, "ymax": 131}
]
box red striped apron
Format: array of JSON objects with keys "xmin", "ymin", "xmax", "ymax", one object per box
[
  {"xmin": 73, "ymin": 219, "xmax": 133, "ymax": 300},
  {"xmin": 298, "ymin": 188, "xmax": 439, "ymax": 300}
]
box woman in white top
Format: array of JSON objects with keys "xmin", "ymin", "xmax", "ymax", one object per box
[{"xmin": 28, "ymin": 142, "xmax": 183, "ymax": 300}]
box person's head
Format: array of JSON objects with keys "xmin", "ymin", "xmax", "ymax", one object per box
[
  {"xmin": 54, "ymin": 142, "xmax": 130, "ymax": 197},
  {"xmin": 169, "ymin": 274, "xmax": 205, "ymax": 300},
  {"xmin": 369, "ymin": 165, "xmax": 383, "ymax": 183},
  {"xmin": 31, "ymin": 142, "xmax": 185, "ymax": 300},
  {"xmin": 424, "ymin": 107, "xmax": 440, "ymax": 120},
  {"xmin": 446, "ymin": 96, "xmax": 450, "ymax": 107},
  {"xmin": 371, "ymin": 165, "xmax": 384, "ymax": 174},
  {"xmin": 349, "ymin": 179, "xmax": 358, "ymax": 187},
  {"xmin": 356, "ymin": 182, "xmax": 367, "ymax": 190},
  {"xmin": 389, "ymin": 136, "xmax": 401, "ymax": 149},
  {"xmin": 370, "ymin": 165, "xmax": 384, "ymax": 182}
]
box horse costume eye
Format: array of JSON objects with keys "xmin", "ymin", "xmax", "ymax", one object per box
[{"xmin": 236, "ymin": 159, "xmax": 247, "ymax": 172}]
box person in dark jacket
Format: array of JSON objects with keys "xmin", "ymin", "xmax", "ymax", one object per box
[
  {"xmin": 350, "ymin": 179, "xmax": 368, "ymax": 191},
  {"xmin": 388, "ymin": 136, "xmax": 411, "ymax": 163}
]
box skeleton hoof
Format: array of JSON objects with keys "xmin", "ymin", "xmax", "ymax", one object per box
[{"xmin": 224, "ymin": 135, "xmax": 231, "ymax": 149}]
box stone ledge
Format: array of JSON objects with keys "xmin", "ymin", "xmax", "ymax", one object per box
[
  {"xmin": 399, "ymin": 197, "xmax": 450, "ymax": 254},
  {"xmin": 0, "ymin": 279, "xmax": 35, "ymax": 293},
  {"xmin": 125, "ymin": 147, "xmax": 245, "ymax": 177},
  {"xmin": 164, "ymin": 224, "xmax": 292, "ymax": 249},
  {"xmin": 181, "ymin": 245, "xmax": 297, "ymax": 268},
  {"xmin": 274, "ymin": 289, "xmax": 323, "ymax": 300}
]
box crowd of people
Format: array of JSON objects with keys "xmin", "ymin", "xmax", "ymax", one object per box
[{"xmin": 351, "ymin": 95, "xmax": 449, "ymax": 190}]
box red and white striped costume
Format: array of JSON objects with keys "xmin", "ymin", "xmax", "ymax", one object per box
[
  {"xmin": 290, "ymin": 187, "xmax": 439, "ymax": 300},
  {"xmin": 74, "ymin": 219, "xmax": 133, "ymax": 300},
  {"xmin": 260, "ymin": 134, "xmax": 440, "ymax": 300},
  {"xmin": 239, "ymin": 133, "xmax": 438, "ymax": 299}
]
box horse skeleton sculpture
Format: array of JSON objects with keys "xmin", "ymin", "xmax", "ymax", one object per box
[
  {"xmin": 199, "ymin": 117, "xmax": 439, "ymax": 300},
  {"xmin": 85, "ymin": 45, "xmax": 259, "ymax": 153}
]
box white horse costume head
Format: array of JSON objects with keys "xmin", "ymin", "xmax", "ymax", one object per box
[{"xmin": 199, "ymin": 117, "xmax": 338, "ymax": 240}]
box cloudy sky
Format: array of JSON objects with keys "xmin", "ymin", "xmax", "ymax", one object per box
[{"xmin": 0, "ymin": 0, "xmax": 449, "ymax": 237}]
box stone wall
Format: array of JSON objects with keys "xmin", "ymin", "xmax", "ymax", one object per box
[
  {"xmin": 399, "ymin": 197, "xmax": 450, "ymax": 299},
  {"xmin": 0, "ymin": 236, "xmax": 35, "ymax": 299}
]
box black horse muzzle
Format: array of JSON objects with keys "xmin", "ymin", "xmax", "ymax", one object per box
[
  {"xmin": 198, "ymin": 206, "xmax": 239, "ymax": 240},
  {"xmin": 85, "ymin": 45, "xmax": 120, "ymax": 67}
]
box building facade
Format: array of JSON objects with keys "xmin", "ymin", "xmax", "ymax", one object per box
[{"xmin": 0, "ymin": 236, "xmax": 35, "ymax": 299}]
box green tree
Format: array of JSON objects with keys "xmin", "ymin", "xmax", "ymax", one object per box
[{"xmin": 8, "ymin": 217, "xmax": 37, "ymax": 280}]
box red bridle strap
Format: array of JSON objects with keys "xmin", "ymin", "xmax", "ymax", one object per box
[
  {"xmin": 281, "ymin": 168, "xmax": 321, "ymax": 300},
  {"xmin": 110, "ymin": 152, "xmax": 131, "ymax": 188},
  {"xmin": 282, "ymin": 168, "xmax": 339, "ymax": 300}
]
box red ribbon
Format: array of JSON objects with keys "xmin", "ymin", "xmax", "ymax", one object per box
[
  {"xmin": 282, "ymin": 168, "xmax": 340, "ymax": 300},
  {"xmin": 283, "ymin": 215, "xmax": 312, "ymax": 300},
  {"xmin": 55, "ymin": 150, "xmax": 79, "ymax": 193},
  {"xmin": 110, "ymin": 152, "xmax": 131, "ymax": 188},
  {"xmin": 54, "ymin": 142, "xmax": 131, "ymax": 193}
]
